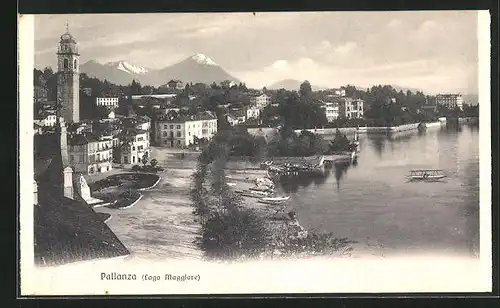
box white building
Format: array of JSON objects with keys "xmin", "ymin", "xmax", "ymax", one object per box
[
  {"xmin": 339, "ymin": 98, "xmax": 364, "ymax": 119},
  {"xmin": 34, "ymin": 113, "xmax": 57, "ymax": 127},
  {"xmin": 246, "ymin": 106, "xmax": 261, "ymax": 120},
  {"xmin": 436, "ymin": 93, "xmax": 464, "ymax": 110},
  {"xmin": 320, "ymin": 101, "xmax": 339, "ymax": 122},
  {"xmin": 155, "ymin": 111, "xmax": 218, "ymax": 148},
  {"xmin": 119, "ymin": 129, "xmax": 150, "ymax": 165},
  {"xmin": 68, "ymin": 133, "xmax": 114, "ymax": 175},
  {"xmin": 250, "ymin": 93, "xmax": 271, "ymax": 109},
  {"xmin": 227, "ymin": 114, "xmax": 246, "ymax": 126},
  {"xmin": 95, "ymin": 97, "xmax": 119, "ymax": 107},
  {"xmin": 326, "ymin": 88, "xmax": 346, "ymax": 98}
]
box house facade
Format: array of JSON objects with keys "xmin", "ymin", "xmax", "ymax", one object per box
[
  {"xmin": 320, "ymin": 101, "xmax": 340, "ymax": 122},
  {"xmin": 227, "ymin": 114, "xmax": 246, "ymax": 126},
  {"xmin": 436, "ymin": 93, "xmax": 464, "ymax": 110},
  {"xmin": 35, "ymin": 112, "xmax": 57, "ymax": 127},
  {"xmin": 119, "ymin": 129, "xmax": 150, "ymax": 165},
  {"xmin": 154, "ymin": 111, "xmax": 218, "ymax": 148},
  {"xmin": 68, "ymin": 133, "xmax": 114, "ymax": 175},
  {"xmin": 250, "ymin": 93, "xmax": 271, "ymax": 109},
  {"xmin": 246, "ymin": 106, "xmax": 261, "ymax": 120},
  {"xmin": 338, "ymin": 98, "xmax": 364, "ymax": 119},
  {"xmin": 95, "ymin": 97, "xmax": 119, "ymax": 107},
  {"xmin": 167, "ymin": 79, "xmax": 184, "ymax": 90}
]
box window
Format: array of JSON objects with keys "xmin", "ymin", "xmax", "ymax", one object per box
[
  {"xmin": 63, "ymin": 59, "xmax": 69, "ymax": 69},
  {"xmin": 137, "ymin": 137, "xmax": 144, "ymax": 141},
  {"xmin": 132, "ymin": 156, "xmax": 135, "ymax": 163},
  {"xmin": 176, "ymin": 131, "xmax": 181, "ymax": 137},
  {"xmin": 138, "ymin": 157, "xmax": 141, "ymax": 163},
  {"xmin": 177, "ymin": 140, "xmax": 181, "ymax": 145},
  {"xmin": 176, "ymin": 125, "xmax": 181, "ymax": 129},
  {"xmin": 132, "ymin": 146, "xmax": 135, "ymax": 151},
  {"xmin": 70, "ymin": 155, "xmax": 74, "ymax": 162},
  {"xmin": 170, "ymin": 125, "xmax": 174, "ymax": 129},
  {"xmin": 163, "ymin": 124, "xmax": 168, "ymax": 129},
  {"xmin": 79, "ymin": 155, "xmax": 84, "ymax": 163},
  {"xmin": 74, "ymin": 59, "xmax": 77, "ymax": 69},
  {"xmin": 138, "ymin": 146, "xmax": 143, "ymax": 151},
  {"xmin": 163, "ymin": 132, "xmax": 168, "ymax": 137}
]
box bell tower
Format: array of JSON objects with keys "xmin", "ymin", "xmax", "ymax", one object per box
[{"xmin": 56, "ymin": 24, "xmax": 80, "ymax": 123}]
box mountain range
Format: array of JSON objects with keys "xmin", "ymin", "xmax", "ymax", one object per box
[
  {"xmin": 79, "ymin": 53, "xmax": 240, "ymax": 87},
  {"xmin": 78, "ymin": 54, "xmax": 479, "ymax": 104}
]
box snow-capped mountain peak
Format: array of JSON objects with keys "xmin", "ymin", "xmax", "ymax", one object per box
[
  {"xmin": 105, "ymin": 60, "xmax": 149, "ymax": 75},
  {"xmin": 191, "ymin": 53, "xmax": 218, "ymax": 66}
]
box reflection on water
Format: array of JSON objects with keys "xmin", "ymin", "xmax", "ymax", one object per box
[{"xmin": 279, "ymin": 125, "xmax": 481, "ymax": 257}]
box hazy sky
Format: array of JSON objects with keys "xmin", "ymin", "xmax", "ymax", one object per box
[{"xmin": 34, "ymin": 11, "xmax": 479, "ymax": 93}]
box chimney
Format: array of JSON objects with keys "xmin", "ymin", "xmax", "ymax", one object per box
[
  {"xmin": 33, "ymin": 180, "xmax": 38, "ymax": 206},
  {"xmin": 63, "ymin": 166, "xmax": 74, "ymax": 199}
]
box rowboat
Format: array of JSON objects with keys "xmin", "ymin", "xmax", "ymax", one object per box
[
  {"xmin": 406, "ymin": 169, "xmax": 446, "ymax": 181},
  {"xmin": 236, "ymin": 190, "xmax": 272, "ymax": 198},
  {"xmin": 258, "ymin": 199, "xmax": 286, "ymax": 205},
  {"xmin": 261, "ymin": 196, "xmax": 290, "ymax": 202}
]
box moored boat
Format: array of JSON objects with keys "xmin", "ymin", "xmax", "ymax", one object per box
[
  {"xmin": 258, "ymin": 199, "xmax": 287, "ymax": 205},
  {"xmin": 261, "ymin": 196, "xmax": 290, "ymax": 202},
  {"xmin": 406, "ymin": 169, "xmax": 447, "ymax": 181}
]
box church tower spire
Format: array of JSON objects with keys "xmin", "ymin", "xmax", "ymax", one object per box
[{"xmin": 56, "ymin": 25, "xmax": 80, "ymax": 123}]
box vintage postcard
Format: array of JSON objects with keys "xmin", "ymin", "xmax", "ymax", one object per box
[{"xmin": 19, "ymin": 11, "xmax": 491, "ymax": 295}]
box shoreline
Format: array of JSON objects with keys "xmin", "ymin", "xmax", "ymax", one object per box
[{"xmin": 249, "ymin": 119, "xmax": 478, "ymax": 138}]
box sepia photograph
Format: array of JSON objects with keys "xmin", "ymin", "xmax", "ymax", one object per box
[{"xmin": 19, "ymin": 10, "xmax": 491, "ymax": 295}]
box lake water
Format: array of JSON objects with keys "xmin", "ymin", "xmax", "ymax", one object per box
[{"xmin": 280, "ymin": 124, "xmax": 480, "ymax": 258}]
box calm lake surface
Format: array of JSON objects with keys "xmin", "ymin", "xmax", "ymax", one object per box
[{"xmin": 280, "ymin": 124, "xmax": 480, "ymax": 258}]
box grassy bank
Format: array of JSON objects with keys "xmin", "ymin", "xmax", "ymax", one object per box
[{"xmin": 90, "ymin": 173, "xmax": 159, "ymax": 210}]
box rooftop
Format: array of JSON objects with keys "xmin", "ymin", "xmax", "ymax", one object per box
[{"xmin": 157, "ymin": 111, "xmax": 217, "ymax": 123}]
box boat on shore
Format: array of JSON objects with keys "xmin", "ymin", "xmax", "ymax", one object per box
[
  {"xmin": 406, "ymin": 169, "xmax": 447, "ymax": 181},
  {"xmin": 236, "ymin": 189, "xmax": 272, "ymax": 198},
  {"xmin": 258, "ymin": 199, "xmax": 287, "ymax": 205},
  {"xmin": 249, "ymin": 187, "xmax": 274, "ymax": 193},
  {"xmin": 262, "ymin": 196, "xmax": 290, "ymax": 202}
]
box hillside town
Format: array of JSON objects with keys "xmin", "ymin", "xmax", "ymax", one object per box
[{"xmin": 32, "ymin": 24, "xmax": 480, "ymax": 266}]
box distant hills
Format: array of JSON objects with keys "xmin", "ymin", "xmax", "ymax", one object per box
[
  {"xmin": 80, "ymin": 53, "xmax": 240, "ymax": 87},
  {"xmin": 267, "ymin": 79, "xmax": 328, "ymax": 91}
]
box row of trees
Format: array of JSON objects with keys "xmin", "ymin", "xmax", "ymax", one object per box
[
  {"xmin": 191, "ymin": 133, "xmax": 271, "ymax": 260},
  {"xmin": 191, "ymin": 129, "xmax": 355, "ymax": 260},
  {"xmin": 198, "ymin": 124, "xmax": 354, "ymax": 161}
]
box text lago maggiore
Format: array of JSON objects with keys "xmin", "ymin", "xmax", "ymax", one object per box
[{"xmin": 101, "ymin": 272, "xmax": 201, "ymax": 282}]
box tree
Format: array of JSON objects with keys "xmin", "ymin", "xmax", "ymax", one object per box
[
  {"xmin": 141, "ymin": 152, "xmax": 149, "ymax": 166},
  {"xmin": 299, "ymin": 80, "xmax": 312, "ymax": 100},
  {"xmin": 130, "ymin": 79, "xmax": 142, "ymax": 95}
]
